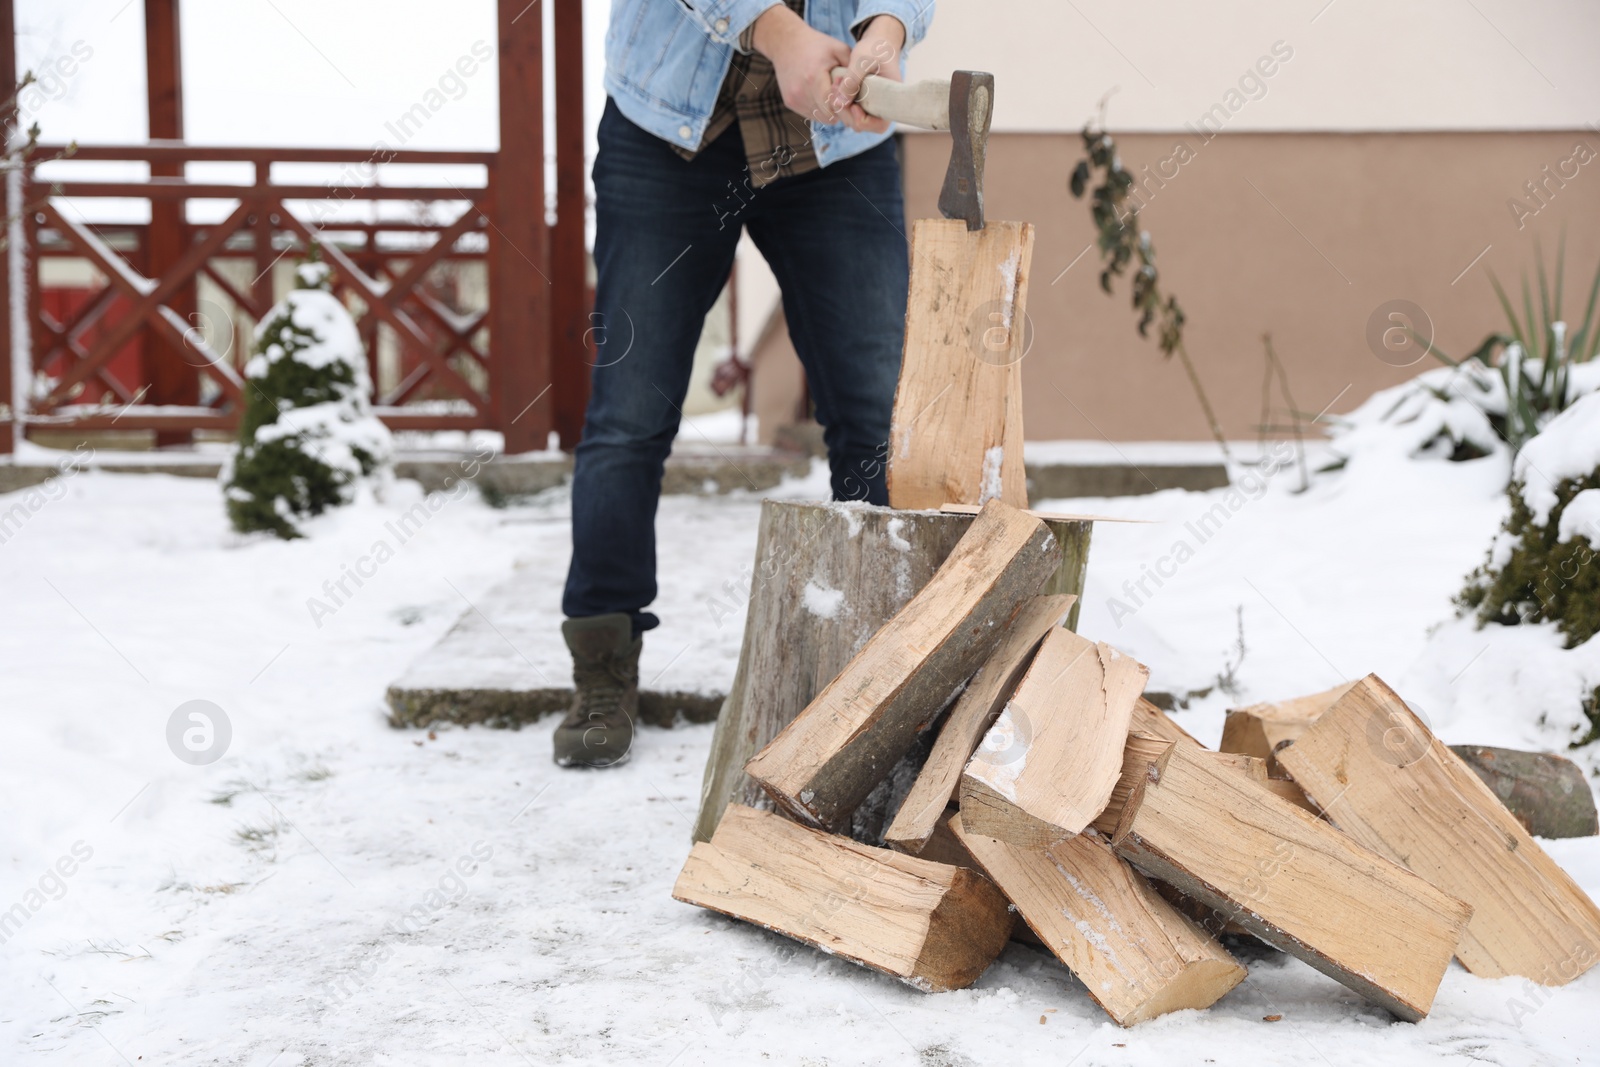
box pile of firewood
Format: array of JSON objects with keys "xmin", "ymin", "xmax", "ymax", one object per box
[{"xmin": 673, "ymin": 500, "xmax": 1600, "ymax": 1026}]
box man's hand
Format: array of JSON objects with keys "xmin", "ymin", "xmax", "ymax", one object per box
[
  {"xmin": 830, "ymin": 16, "xmax": 906, "ymax": 133},
  {"xmin": 752, "ymin": 5, "xmax": 852, "ymax": 125}
]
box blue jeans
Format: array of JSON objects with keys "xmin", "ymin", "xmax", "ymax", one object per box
[{"xmin": 562, "ymin": 99, "xmax": 909, "ymax": 632}]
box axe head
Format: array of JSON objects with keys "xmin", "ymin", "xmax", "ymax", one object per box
[{"xmin": 937, "ymin": 71, "xmax": 994, "ymax": 232}]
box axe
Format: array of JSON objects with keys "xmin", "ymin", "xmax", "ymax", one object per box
[{"xmin": 831, "ymin": 68, "xmax": 994, "ymax": 231}]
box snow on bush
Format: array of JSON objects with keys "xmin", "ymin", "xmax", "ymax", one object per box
[
  {"xmin": 1321, "ymin": 351, "xmax": 1600, "ymax": 744},
  {"xmin": 1516, "ymin": 393, "xmax": 1600, "ymax": 527},
  {"xmin": 222, "ymin": 254, "xmax": 393, "ymax": 539},
  {"xmin": 1327, "ymin": 352, "xmax": 1600, "ymax": 469},
  {"xmin": 1453, "ymin": 391, "xmax": 1600, "ymax": 741},
  {"xmin": 1460, "ymin": 390, "xmax": 1600, "ymax": 648},
  {"xmin": 1326, "ymin": 362, "xmax": 1505, "ymax": 467}
]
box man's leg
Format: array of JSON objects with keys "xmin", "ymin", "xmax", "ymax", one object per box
[
  {"xmin": 563, "ymin": 98, "xmax": 746, "ymax": 631},
  {"xmin": 556, "ymin": 99, "xmax": 744, "ymax": 766},
  {"xmin": 743, "ymin": 139, "xmax": 909, "ymax": 503}
]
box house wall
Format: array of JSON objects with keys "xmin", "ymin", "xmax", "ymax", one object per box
[
  {"xmin": 900, "ymin": 128, "xmax": 1600, "ymax": 440},
  {"xmin": 904, "ymin": 0, "xmax": 1599, "ymax": 134}
]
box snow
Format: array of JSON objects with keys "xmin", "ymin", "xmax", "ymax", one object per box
[
  {"xmin": 1021, "ymin": 439, "xmax": 1243, "ymax": 466},
  {"xmin": 250, "ymin": 289, "xmax": 371, "ymax": 378},
  {"xmin": 1516, "ymin": 391, "xmax": 1600, "ymax": 524},
  {"xmin": 5, "ymin": 432, "xmax": 1600, "ymax": 1064},
  {"xmin": 677, "ymin": 407, "xmax": 751, "ymax": 445},
  {"xmin": 251, "ymin": 400, "xmax": 393, "ymax": 481},
  {"xmin": 802, "ymin": 580, "xmax": 846, "ymax": 621},
  {"xmin": 1559, "ymin": 490, "xmax": 1600, "ymax": 548},
  {"xmin": 996, "ymin": 248, "xmax": 1020, "ymax": 330},
  {"xmin": 969, "ymin": 705, "xmax": 1027, "ymax": 801},
  {"xmin": 1059, "ymin": 430, "xmax": 1590, "ymax": 748},
  {"xmin": 978, "ymin": 445, "xmax": 1004, "ymax": 504},
  {"xmin": 885, "ymin": 517, "xmax": 911, "ymax": 551},
  {"xmin": 1051, "ymin": 850, "xmax": 1124, "ymax": 938},
  {"xmin": 828, "ymin": 499, "xmax": 866, "ymax": 539},
  {"xmin": 1071, "ymin": 919, "xmax": 1111, "ymax": 957},
  {"xmin": 1329, "ymin": 362, "xmax": 1504, "ymax": 464},
  {"xmin": 1569, "ymin": 361, "xmax": 1600, "ymax": 403}
]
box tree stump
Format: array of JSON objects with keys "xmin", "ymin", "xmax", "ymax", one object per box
[{"xmin": 693, "ymin": 500, "xmax": 1091, "ymax": 844}]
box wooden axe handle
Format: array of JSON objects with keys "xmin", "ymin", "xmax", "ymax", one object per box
[{"xmin": 830, "ymin": 68, "xmax": 949, "ymax": 130}]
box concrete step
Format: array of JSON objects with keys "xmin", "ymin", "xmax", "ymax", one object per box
[
  {"xmin": 386, "ymin": 683, "xmax": 724, "ymax": 731},
  {"xmin": 384, "ymin": 560, "xmax": 724, "ymax": 730},
  {"xmin": 3, "ymin": 449, "xmax": 1228, "ymax": 499}
]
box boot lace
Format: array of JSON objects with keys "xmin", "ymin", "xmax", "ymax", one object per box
[{"xmin": 574, "ymin": 660, "xmax": 630, "ymax": 722}]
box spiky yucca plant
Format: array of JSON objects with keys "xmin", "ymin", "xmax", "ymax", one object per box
[{"xmin": 1422, "ymin": 236, "xmax": 1600, "ymax": 457}]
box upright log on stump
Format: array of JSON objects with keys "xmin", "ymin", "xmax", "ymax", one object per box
[
  {"xmin": 693, "ymin": 500, "xmax": 1091, "ymax": 844},
  {"xmin": 887, "ymin": 219, "xmax": 1034, "ymax": 510}
]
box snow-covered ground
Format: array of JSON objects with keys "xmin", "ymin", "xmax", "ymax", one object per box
[{"xmin": 4, "ymin": 434, "xmax": 1599, "ymax": 1066}]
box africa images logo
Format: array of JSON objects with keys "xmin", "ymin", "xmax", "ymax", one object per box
[{"xmin": 167, "ymin": 700, "xmax": 232, "ymax": 766}]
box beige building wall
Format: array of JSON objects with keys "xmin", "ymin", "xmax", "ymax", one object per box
[
  {"xmin": 723, "ymin": 0, "xmax": 1600, "ymax": 442},
  {"xmin": 905, "ymin": 0, "xmax": 1599, "ymax": 133},
  {"xmin": 901, "ymin": 128, "xmax": 1600, "ymax": 440}
]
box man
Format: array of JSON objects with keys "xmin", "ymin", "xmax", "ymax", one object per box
[{"xmin": 555, "ymin": 0, "xmax": 935, "ymax": 767}]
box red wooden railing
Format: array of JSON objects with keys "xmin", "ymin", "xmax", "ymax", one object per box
[{"xmin": 1, "ymin": 0, "xmax": 589, "ymax": 455}]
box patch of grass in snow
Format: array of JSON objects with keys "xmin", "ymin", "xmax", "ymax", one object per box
[
  {"xmin": 1214, "ymin": 604, "xmax": 1248, "ymax": 696},
  {"xmin": 53, "ymin": 1003, "xmax": 123, "ymax": 1027},
  {"xmin": 234, "ymin": 815, "xmax": 289, "ymax": 854},
  {"xmin": 81, "ymin": 939, "xmax": 152, "ymax": 961},
  {"xmin": 919, "ymin": 1045, "xmax": 978, "ymax": 1067},
  {"xmin": 40, "ymin": 939, "xmax": 153, "ymax": 963},
  {"xmin": 209, "ymin": 778, "xmax": 254, "ymax": 806},
  {"xmin": 158, "ymin": 872, "xmax": 246, "ymax": 896},
  {"xmin": 211, "ymin": 762, "xmax": 331, "ymax": 805}
]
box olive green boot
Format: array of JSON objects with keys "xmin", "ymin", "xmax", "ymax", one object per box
[{"xmin": 553, "ymin": 613, "xmax": 640, "ymax": 768}]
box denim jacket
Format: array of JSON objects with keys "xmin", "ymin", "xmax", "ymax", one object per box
[{"xmin": 604, "ymin": 0, "xmax": 935, "ymax": 168}]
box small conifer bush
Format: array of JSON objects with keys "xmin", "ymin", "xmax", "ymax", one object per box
[
  {"xmin": 222, "ymin": 251, "xmax": 392, "ymax": 538},
  {"xmin": 1460, "ymin": 391, "xmax": 1600, "ymax": 654}
]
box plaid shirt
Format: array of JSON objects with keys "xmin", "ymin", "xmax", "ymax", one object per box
[{"xmin": 673, "ymin": 0, "xmax": 819, "ymax": 187}]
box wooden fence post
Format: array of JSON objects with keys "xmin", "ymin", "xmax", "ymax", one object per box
[
  {"xmin": 1, "ymin": 0, "xmax": 15, "ymax": 454},
  {"xmin": 490, "ymin": 0, "xmax": 552, "ymax": 454},
  {"xmin": 144, "ymin": 0, "xmax": 198, "ymax": 446}
]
